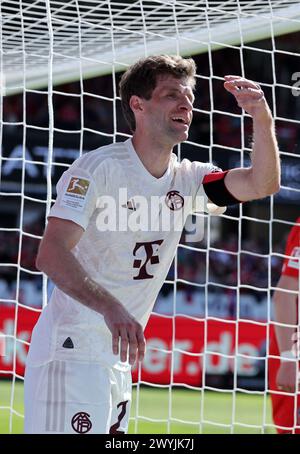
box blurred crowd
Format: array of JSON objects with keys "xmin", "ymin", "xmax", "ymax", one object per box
[{"xmin": 176, "ymin": 234, "xmax": 283, "ymax": 289}]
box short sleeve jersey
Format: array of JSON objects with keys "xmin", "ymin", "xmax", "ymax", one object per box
[
  {"xmin": 281, "ymin": 218, "xmax": 300, "ymax": 279},
  {"xmin": 27, "ymin": 138, "xmax": 220, "ymax": 368}
]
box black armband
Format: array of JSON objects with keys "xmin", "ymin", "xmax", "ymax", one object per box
[{"xmin": 203, "ymin": 171, "xmax": 242, "ymax": 206}]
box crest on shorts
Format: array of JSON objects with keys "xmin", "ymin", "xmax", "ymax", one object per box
[
  {"xmin": 165, "ymin": 190, "xmax": 184, "ymax": 211},
  {"xmin": 71, "ymin": 412, "xmax": 92, "ymax": 433}
]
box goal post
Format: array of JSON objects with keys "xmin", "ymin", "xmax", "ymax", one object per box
[{"xmin": 1, "ymin": 0, "xmax": 300, "ymax": 434}]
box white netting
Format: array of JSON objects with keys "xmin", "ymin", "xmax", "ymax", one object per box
[
  {"xmin": 0, "ymin": 0, "xmax": 300, "ymax": 434},
  {"xmin": 2, "ymin": 0, "xmax": 300, "ymax": 93}
]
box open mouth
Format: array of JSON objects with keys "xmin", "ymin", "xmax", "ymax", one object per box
[{"xmin": 172, "ymin": 116, "xmax": 188, "ymax": 125}]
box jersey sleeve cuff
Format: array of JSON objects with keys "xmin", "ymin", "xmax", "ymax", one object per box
[{"xmin": 48, "ymin": 205, "xmax": 89, "ymax": 230}]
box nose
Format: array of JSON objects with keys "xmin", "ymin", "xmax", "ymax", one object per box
[{"xmin": 179, "ymin": 96, "xmax": 193, "ymax": 112}]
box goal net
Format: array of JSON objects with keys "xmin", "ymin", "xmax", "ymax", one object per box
[{"xmin": 1, "ymin": 0, "xmax": 300, "ymax": 434}]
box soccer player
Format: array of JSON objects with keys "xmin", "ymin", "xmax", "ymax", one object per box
[
  {"xmin": 24, "ymin": 55, "xmax": 280, "ymax": 434},
  {"xmin": 269, "ymin": 218, "xmax": 300, "ymax": 433}
]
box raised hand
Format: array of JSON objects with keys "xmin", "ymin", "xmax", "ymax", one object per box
[{"xmin": 224, "ymin": 75, "xmax": 271, "ymax": 121}]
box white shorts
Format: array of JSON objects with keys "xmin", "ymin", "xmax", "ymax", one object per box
[{"xmin": 24, "ymin": 360, "xmax": 132, "ymax": 434}]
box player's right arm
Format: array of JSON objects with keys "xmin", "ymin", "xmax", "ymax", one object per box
[
  {"xmin": 273, "ymin": 274, "xmax": 299, "ymax": 392},
  {"xmin": 36, "ymin": 217, "xmax": 145, "ymax": 366}
]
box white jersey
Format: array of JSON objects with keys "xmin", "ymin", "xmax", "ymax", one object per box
[{"xmin": 27, "ymin": 138, "xmax": 219, "ymax": 369}]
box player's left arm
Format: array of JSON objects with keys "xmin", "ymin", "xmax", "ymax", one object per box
[{"xmin": 222, "ymin": 76, "xmax": 280, "ymax": 202}]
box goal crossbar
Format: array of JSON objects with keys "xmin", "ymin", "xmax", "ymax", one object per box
[{"xmin": 1, "ymin": 0, "xmax": 300, "ymax": 94}]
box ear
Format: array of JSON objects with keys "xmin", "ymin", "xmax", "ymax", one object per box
[{"xmin": 129, "ymin": 95, "xmax": 144, "ymax": 114}]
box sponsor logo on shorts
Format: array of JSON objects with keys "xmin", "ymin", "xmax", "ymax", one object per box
[{"xmin": 71, "ymin": 412, "xmax": 92, "ymax": 434}]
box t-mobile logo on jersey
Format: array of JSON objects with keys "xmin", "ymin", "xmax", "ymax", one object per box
[{"xmin": 133, "ymin": 240, "xmax": 164, "ymax": 280}]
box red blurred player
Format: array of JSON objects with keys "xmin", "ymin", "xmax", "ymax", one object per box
[{"xmin": 269, "ymin": 218, "xmax": 300, "ymax": 433}]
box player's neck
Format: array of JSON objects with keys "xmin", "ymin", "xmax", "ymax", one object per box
[{"xmin": 131, "ymin": 133, "xmax": 173, "ymax": 179}]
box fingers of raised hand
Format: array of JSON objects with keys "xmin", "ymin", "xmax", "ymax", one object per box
[
  {"xmin": 224, "ymin": 75, "xmax": 261, "ymax": 89},
  {"xmin": 224, "ymin": 76, "xmax": 263, "ymax": 100}
]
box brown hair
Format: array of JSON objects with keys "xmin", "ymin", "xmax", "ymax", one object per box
[{"xmin": 119, "ymin": 55, "xmax": 196, "ymax": 131}]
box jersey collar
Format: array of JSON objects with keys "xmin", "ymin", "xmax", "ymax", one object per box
[{"xmin": 125, "ymin": 138, "xmax": 176, "ymax": 186}]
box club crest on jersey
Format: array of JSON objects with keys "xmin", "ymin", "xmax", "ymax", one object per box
[
  {"xmin": 71, "ymin": 412, "xmax": 92, "ymax": 434},
  {"xmin": 165, "ymin": 190, "xmax": 184, "ymax": 211}
]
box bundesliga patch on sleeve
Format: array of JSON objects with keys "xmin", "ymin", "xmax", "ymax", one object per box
[{"xmin": 61, "ymin": 176, "xmax": 90, "ymax": 212}]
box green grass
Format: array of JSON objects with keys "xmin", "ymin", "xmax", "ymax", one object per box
[{"xmin": 0, "ymin": 380, "xmax": 276, "ymax": 434}]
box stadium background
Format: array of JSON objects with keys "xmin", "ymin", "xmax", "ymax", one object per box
[{"xmin": 0, "ymin": 26, "xmax": 299, "ymax": 433}]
